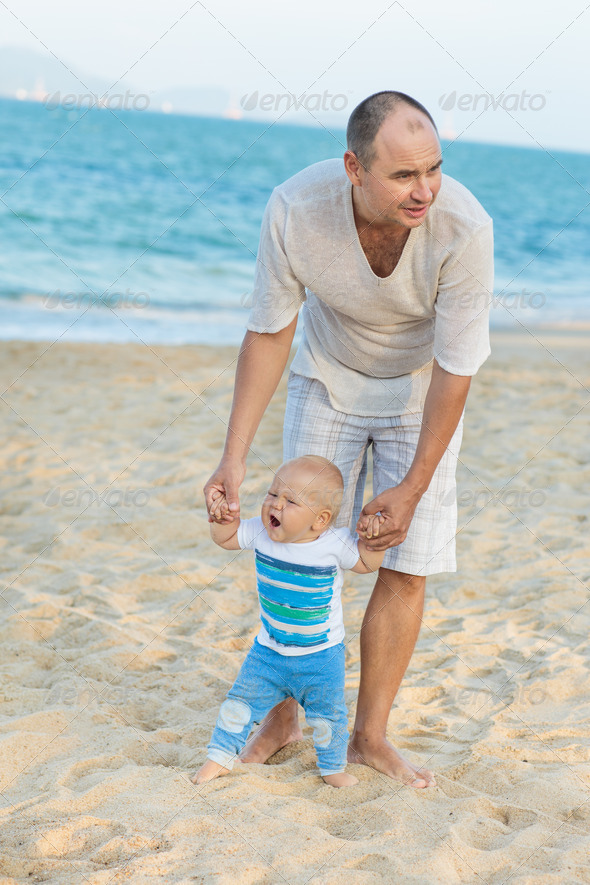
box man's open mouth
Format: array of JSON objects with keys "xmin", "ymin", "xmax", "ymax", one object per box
[
  {"xmin": 270, "ymin": 515, "xmax": 281, "ymax": 527},
  {"xmin": 403, "ymin": 204, "xmax": 429, "ymax": 216}
]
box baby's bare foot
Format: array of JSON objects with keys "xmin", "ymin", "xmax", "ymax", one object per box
[
  {"xmin": 191, "ymin": 759, "xmax": 230, "ymax": 784},
  {"xmin": 322, "ymin": 772, "xmax": 359, "ymax": 788},
  {"xmin": 240, "ymin": 699, "xmax": 303, "ymax": 764}
]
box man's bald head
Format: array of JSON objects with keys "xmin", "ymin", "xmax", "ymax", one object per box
[{"xmin": 346, "ymin": 91, "xmax": 438, "ymax": 170}]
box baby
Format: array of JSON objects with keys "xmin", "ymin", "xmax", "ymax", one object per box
[{"xmin": 193, "ymin": 455, "xmax": 385, "ymax": 788}]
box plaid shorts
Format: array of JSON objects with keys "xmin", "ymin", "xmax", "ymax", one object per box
[{"xmin": 283, "ymin": 372, "xmax": 464, "ymax": 577}]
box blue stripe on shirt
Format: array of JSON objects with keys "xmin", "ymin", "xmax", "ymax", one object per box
[{"xmin": 260, "ymin": 616, "xmax": 330, "ymax": 647}]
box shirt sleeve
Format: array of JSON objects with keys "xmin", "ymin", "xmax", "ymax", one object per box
[
  {"xmin": 433, "ymin": 219, "xmax": 494, "ymax": 376},
  {"xmin": 246, "ymin": 188, "xmax": 306, "ymax": 334},
  {"xmin": 332, "ymin": 528, "xmax": 360, "ymax": 570},
  {"xmin": 236, "ymin": 516, "xmax": 266, "ymax": 550}
]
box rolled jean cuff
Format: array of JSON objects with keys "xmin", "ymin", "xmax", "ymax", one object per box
[
  {"xmin": 207, "ymin": 747, "xmax": 237, "ymax": 769},
  {"xmin": 319, "ymin": 768, "xmax": 345, "ymax": 777}
]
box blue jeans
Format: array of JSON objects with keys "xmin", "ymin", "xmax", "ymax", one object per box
[{"xmin": 207, "ymin": 639, "xmax": 349, "ymax": 776}]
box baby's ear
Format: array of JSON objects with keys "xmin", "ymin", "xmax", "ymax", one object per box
[{"xmin": 315, "ymin": 508, "xmax": 332, "ymax": 527}]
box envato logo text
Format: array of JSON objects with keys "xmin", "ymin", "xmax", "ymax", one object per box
[
  {"xmin": 43, "ymin": 289, "xmax": 150, "ymax": 310},
  {"xmin": 439, "ymin": 90, "xmax": 547, "ymax": 112},
  {"xmin": 44, "ymin": 91, "xmax": 150, "ymax": 111},
  {"xmin": 241, "ymin": 90, "xmax": 348, "ymax": 113},
  {"xmin": 460, "ymin": 289, "xmax": 546, "ymax": 312},
  {"xmin": 441, "ymin": 488, "xmax": 546, "ymax": 509},
  {"xmin": 452, "ymin": 685, "xmax": 547, "ymax": 707},
  {"xmin": 209, "ymin": 486, "xmax": 344, "ymax": 516},
  {"xmin": 240, "ymin": 288, "xmax": 348, "ymax": 312},
  {"xmin": 47, "ymin": 684, "xmax": 137, "ymax": 707},
  {"xmin": 43, "ymin": 488, "xmax": 150, "ymax": 508}
]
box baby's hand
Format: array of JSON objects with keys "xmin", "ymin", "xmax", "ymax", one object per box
[
  {"xmin": 358, "ymin": 512, "xmax": 385, "ymax": 540},
  {"xmin": 209, "ymin": 490, "xmax": 234, "ymax": 523}
]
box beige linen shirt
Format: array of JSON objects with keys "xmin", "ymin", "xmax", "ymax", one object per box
[{"xmin": 247, "ymin": 159, "xmax": 493, "ymax": 416}]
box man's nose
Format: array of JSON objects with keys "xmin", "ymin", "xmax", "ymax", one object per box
[{"xmin": 411, "ymin": 175, "xmax": 432, "ymax": 203}]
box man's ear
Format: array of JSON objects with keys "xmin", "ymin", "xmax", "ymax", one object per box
[{"xmin": 344, "ymin": 150, "xmax": 363, "ymax": 186}]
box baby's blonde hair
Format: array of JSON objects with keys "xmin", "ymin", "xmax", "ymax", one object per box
[{"xmin": 279, "ymin": 455, "xmax": 344, "ymax": 525}]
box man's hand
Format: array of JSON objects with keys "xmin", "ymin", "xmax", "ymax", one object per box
[
  {"xmin": 204, "ymin": 457, "xmax": 246, "ymax": 524},
  {"xmin": 356, "ymin": 483, "xmax": 422, "ymax": 550}
]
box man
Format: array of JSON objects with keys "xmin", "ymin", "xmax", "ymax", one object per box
[{"xmin": 204, "ymin": 91, "xmax": 493, "ymax": 788}]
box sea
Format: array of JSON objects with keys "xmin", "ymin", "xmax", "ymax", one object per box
[{"xmin": 0, "ymin": 96, "xmax": 588, "ymax": 345}]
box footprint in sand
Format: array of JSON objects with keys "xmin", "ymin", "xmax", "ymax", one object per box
[
  {"xmin": 450, "ymin": 800, "xmax": 539, "ymax": 852},
  {"xmin": 35, "ymin": 816, "xmax": 125, "ymax": 859},
  {"xmin": 58, "ymin": 755, "xmax": 129, "ymax": 792}
]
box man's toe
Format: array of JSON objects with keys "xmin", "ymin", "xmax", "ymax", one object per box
[
  {"xmin": 416, "ymin": 767, "xmax": 436, "ymax": 785},
  {"xmin": 407, "ymin": 775, "xmax": 428, "ymax": 788}
]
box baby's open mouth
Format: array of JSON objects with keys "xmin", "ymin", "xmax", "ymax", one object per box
[{"xmin": 270, "ymin": 515, "xmax": 281, "ymax": 527}]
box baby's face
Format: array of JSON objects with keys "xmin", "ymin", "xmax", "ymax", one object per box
[{"xmin": 261, "ymin": 464, "xmax": 331, "ymax": 544}]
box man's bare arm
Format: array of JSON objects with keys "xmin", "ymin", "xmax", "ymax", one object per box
[
  {"xmin": 204, "ymin": 316, "xmax": 298, "ymax": 522},
  {"xmin": 404, "ymin": 359, "xmax": 471, "ymax": 495},
  {"xmin": 358, "ymin": 360, "xmax": 471, "ymax": 550}
]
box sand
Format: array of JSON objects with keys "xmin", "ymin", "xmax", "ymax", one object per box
[{"xmin": 0, "ymin": 330, "xmax": 589, "ymax": 884}]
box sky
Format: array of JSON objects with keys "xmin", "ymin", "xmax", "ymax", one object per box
[{"xmin": 1, "ymin": 0, "xmax": 588, "ymax": 152}]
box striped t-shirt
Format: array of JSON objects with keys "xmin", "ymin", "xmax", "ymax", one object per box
[{"xmin": 237, "ymin": 517, "xmax": 359, "ymax": 656}]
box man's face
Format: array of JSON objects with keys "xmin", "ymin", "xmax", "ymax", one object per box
[
  {"xmin": 346, "ymin": 109, "xmax": 443, "ymax": 230},
  {"xmin": 261, "ymin": 464, "xmax": 331, "ymax": 544}
]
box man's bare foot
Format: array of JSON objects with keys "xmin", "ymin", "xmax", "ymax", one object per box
[
  {"xmin": 239, "ymin": 700, "xmax": 303, "ymax": 764},
  {"xmin": 322, "ymin": 772, "xmax": 359, "ymax": 788},
  {"xmin": 191, "ymin": 759, "xmax": 230, "ymax": 784},
  {"xmin": 348, "ymin": 735, "xmax": 436, "ymax": 788}
]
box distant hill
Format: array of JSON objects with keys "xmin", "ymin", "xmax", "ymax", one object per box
[
  {"xmin": 0, "ymin": 45, "xmax": 347, "ymax": 126},
  {"xmin": 0, "ymin": 44, "xmax": 233, "ymax": 116},
  {"xmin": 0, "ymin": 44, "xmax": 116, "ymax": 98}
]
